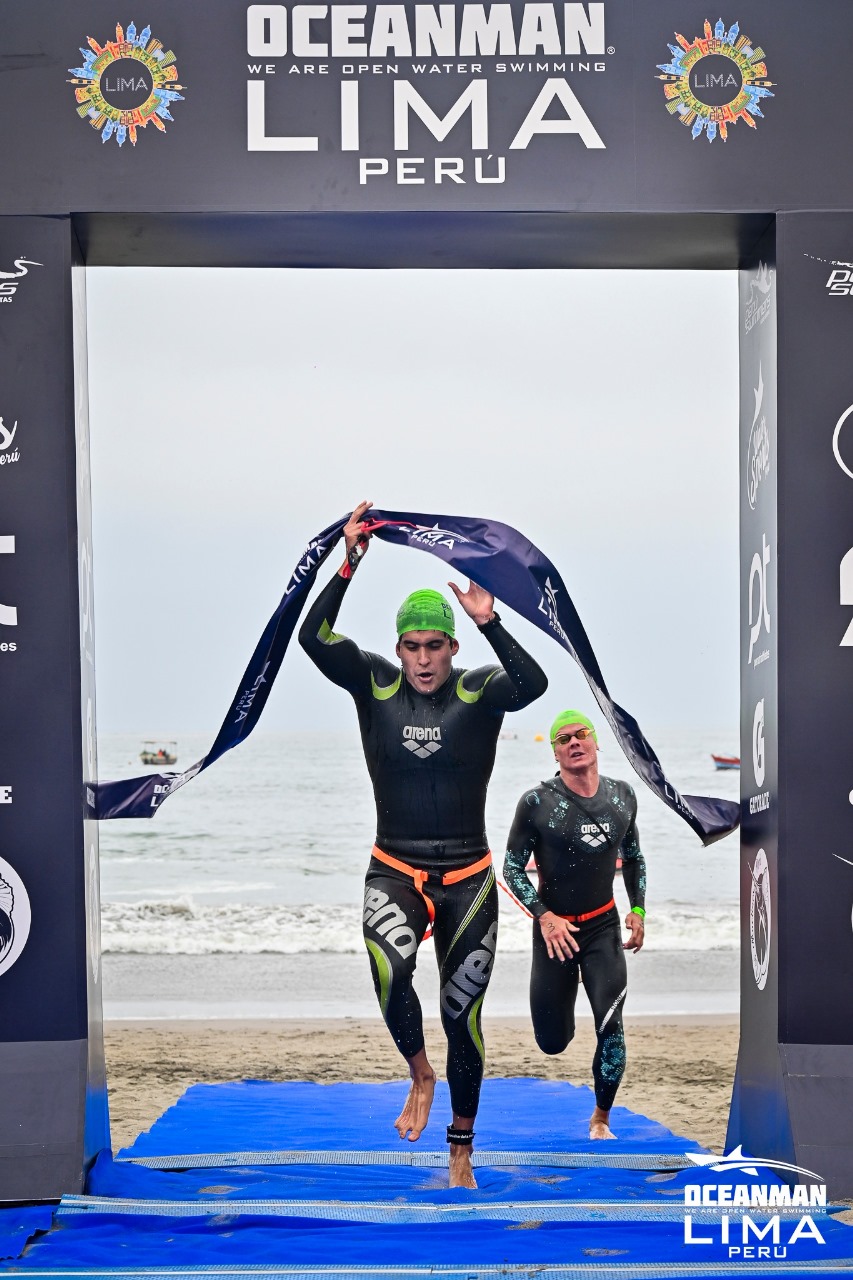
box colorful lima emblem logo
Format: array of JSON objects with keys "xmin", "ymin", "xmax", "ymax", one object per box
[
  {"xmin": 656, "ymin": 18, "xmax": 775, "ymax": 142},
  {"xmin": 68, "ymin": 21, "xmax": 185, "ymax": 146}
]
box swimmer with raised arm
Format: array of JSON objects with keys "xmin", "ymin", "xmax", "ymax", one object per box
[
  {"xmin": 299, "ymin": 501, "xmax": 548, "ymax": 1188},
  {"xmin": 503, "ymin": 710, "xmax": 646, "ymax": 1139}
]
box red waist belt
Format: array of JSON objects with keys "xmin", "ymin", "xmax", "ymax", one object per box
[
  {"xmin": 371, "ymin": 844, "xmax": 492, "ymax": 931},
  {"xmin": 558, "ymin": 898, "xmax": 615, "ymax": 923}
]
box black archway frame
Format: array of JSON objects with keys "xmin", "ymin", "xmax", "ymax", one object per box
[{"xmin": 13, "ymin": 205, "xmax": 853, "ymax": 1201}]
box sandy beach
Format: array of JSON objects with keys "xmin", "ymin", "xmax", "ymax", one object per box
[{"xmin": 105, "ymin": 1014, "xmax": 739, "ymax": 1155}]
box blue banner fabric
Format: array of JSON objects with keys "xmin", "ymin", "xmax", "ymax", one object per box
[{"xmin": 92, "ymin": 511, "xmax": 738, "ymax": 845}]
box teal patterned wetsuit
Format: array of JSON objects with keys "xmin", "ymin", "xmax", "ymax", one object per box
[
  {"xmin": 503, "ymin": 775, "xmax": 646, "ymax": 1112},
  {"xmin": 299, "ymin": 572, "xmax": 547, "ymax": 1117}
]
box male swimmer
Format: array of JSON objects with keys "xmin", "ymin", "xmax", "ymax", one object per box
[
  {"xmin": 299, "ymin": 501, "xmax": 547, "ymax": 1188},
  {"xmin": 502, "ymin": 710, "xmax": 646, "ymax": 1140}
]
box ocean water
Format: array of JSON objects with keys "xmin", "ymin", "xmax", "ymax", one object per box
[{"xmin": 98, "ymin": 728, "xmax": 741, "ymax": 959}]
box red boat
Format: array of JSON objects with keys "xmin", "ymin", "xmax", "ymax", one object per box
[{"xmin": 711, "ymin": 753, "xmax": 740, "ymax": 770}]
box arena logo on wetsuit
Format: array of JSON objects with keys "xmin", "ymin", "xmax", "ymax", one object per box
[
  {"xmin": 440, "ymin": 921, "xmax": 498, "ymax": 1018},
  {"xmin": 402, "ymin": 725, "xmax": 442, "ymax": 758},
  {"xmin": 363, "ymin": 886, "xmax": 418, "ymax": 958},
  {"xmin": 580, "ymin": 820, "xmax": 611, "ymax": 848},
  {"xmin": 91, "ymin": 508, "xmax": 739, "ymax": 845}
]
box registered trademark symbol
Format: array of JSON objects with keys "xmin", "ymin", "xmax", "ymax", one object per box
[{"xmin": 607, "ymin": 45, "xmax": 615, "ymax": 54}]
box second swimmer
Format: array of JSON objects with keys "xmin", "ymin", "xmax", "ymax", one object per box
[{"xmin": 503, "ymin": 710, "xmax": 646, "ymax": 1139}]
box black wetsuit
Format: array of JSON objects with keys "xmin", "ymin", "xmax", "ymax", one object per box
[
  {"xmin": 299, "ymin": 572, "xmax": 547, "ymax": 1117},
  {"xmin": 503, "ymin": 775, "xmax": 646, "ymax": 1112}
]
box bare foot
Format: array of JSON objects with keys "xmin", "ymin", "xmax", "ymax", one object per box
[
  {"xmin": 448, "ymin": 1143, "xmax": 477, "ymax": 1189},
  {"xmin": 589, "ymin": 1105, "xmax": 617, "ymax": 1140},
  {"xmin": 394, "ymin": 1067, "xmax": 437, "ymax": 1141}
]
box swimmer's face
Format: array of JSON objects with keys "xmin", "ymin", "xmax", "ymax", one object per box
[
  {"xmin": 553, "ymin": 723, "xmax": 598, "ymax": 772},
  {"xmin": 396, "ymin": 630, "xmax": 458, "ymax": 695}
]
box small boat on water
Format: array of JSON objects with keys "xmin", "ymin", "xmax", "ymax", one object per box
[
  {"xmin": 712, "ymin": 753, "xmax": 740, "ymax": 770},
  {"xmin": 140, "ymin": 739, "xmax": 178, "ymax": 766}
]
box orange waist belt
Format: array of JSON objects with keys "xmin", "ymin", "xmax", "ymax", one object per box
[
  {"xmin": 558, "ymin": 898, "xmax": 615, "ymax": 923},
  {"xmin": 371, "ymin": 845, "xmax": 492, "ymax": 930}
]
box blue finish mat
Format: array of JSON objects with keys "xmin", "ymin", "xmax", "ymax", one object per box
[
  {"xmin": 7, "ymin": 1078, "xmax": 853, "ymax": 1274},
  {"xmin": 0, "ymin": 1205, "xmax": 54, "ymax": 1260},
  {"xmin": 120, "ymin": 1078, "xmax": 701, "ymax": 1156}
]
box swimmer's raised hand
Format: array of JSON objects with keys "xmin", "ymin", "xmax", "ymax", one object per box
[
  {"xmin": 343, "ymin": 500, "xmax": 374, "ymax": 552},
  {"xmin": 339, "ymin": 500, "xmax": 374, "ymax": 578},
  {"xmin": 448, "ymin": 579, "xmax": 495, "ymax": 627}
]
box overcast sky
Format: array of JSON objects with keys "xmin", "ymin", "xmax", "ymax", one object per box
[{"xmin": 86, "ymin": 267, "xmax": 740, "ymax": 739}]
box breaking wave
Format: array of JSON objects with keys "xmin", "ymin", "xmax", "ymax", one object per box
[{"xmin": 101, "ymin": 898, "xmax": 739, "ymax": 955}]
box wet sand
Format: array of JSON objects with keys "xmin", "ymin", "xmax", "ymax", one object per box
[{"xmin": 105, "ymin": 1014, "xmax": 739, "ymax": 1154}]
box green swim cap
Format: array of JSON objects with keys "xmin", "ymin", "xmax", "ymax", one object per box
[
  {"xmin": 549, "ymin": 709, "xmax": 598, "ymax": 744},
  {"xmin": 396, "ymin": 589, "xmax": 455, "ymax": 638}
]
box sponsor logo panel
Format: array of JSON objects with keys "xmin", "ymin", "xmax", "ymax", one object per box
[
  {"xmin": 747, "ymin": 699, "xmax": 769, "ymax": 817},
  {"xmin": 246, "ymin": 4, "xmax": 612, "ymax": 185},
  {"xmin": 0, "ymin": 258, "xmax": 42, "ymax": 304},
  {"xmin": 841, "ymin": 547, "xmax": 853, "ymax": 647},
  {"xmin": 0, "ymin": 855, "xmax": 31, "ymax": 978},
  {"xmin": 747, "ymin": 534, "xmax": 771, "ymax": 668},
  {"xmin": 804, "ymin": 253, "xmax": 853, "ymax": 295},
  {"xmin": 831, "ymin": 854, "xmax": 853, "ymax": 938},
  {"xmin": 744, "ymin": 262, "xmax": 773, "ymax": 333},
  {"xmin": 0, "ymin": 418, "xmax": 19, "ymax": 468},
  {"xmin": 0, "ymin": 535, "xmax": 17, "ymax": 635},
  {"xmin": 88, "ymin": 844, "xmax": 101, "ymax": 985},
  {"xmin": 746, "ymin": 366, "xmax": 770, "ymax": 511},
  {"xmin": 68, "ymin": 21, "xmax": 185, "ymax": 147},
  {"xmin": 656, "ymin": 19, "xmax": 774, "ymax": 143},
  {"xmin": 832, "ymin": 403, "xmax": 853, "ymax": 481},
  {"xmin": 80, "ymin": 537, "xmax": 95, "ymax": 667},
  {"xmin": 749, "ymin": 847, "xmax": 771, "ymax": 991}
]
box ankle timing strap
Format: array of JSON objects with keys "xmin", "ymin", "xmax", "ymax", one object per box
[{"xmin": 446, "ymin": 1125, "xmax": 475, "ymax": 1146}]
